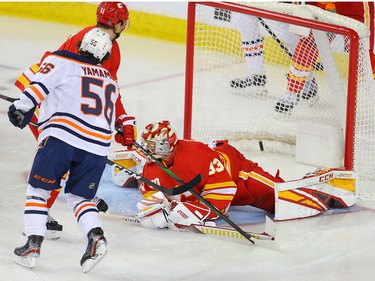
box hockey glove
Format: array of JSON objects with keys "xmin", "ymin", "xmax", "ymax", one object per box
[
  {"xmin": 136, "ymin": 191, "xmax": 170, "ymax": 229},
  {"xmin": 167, "ymin": 201, "xmax": 216, "ymax": 231},
  {"xmin": 114, "ymin": 114, "xmax": 137, "ymax": 147},
  {"xmin": 8, "ymin": 104, "xmax": 36, "ymax": 129}
]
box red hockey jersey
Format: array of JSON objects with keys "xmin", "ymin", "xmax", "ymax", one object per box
[{"xmin": 140, "ymin": 140, "xmax": 284, "ymax": 219}]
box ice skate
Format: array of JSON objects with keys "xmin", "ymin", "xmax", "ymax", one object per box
[
  {"xmin": 45, "ymin": 218, "xmax": 63, "ymax": 240},
  {"xmin": 92, "ymin": 196, "xmax": 109, "ymax": 213},
  {"xmin": 14, "ymin": 235, "xmax": 44, "ymax": 268},
  {"xmin": 80, "ymin": 227, "xmax": 107, "ymax": 274},
  {"xmin": 230, "ymin": 74, "xmax": 266, "ymax": 88},
  {"xmin": 301, "ymin": 77, "xmax": 319, "ymax": 106},
  {"xmin": 275, "ymin": 91, "xmax": 299, "ymax": 113}
]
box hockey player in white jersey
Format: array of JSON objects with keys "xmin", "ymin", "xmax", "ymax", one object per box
[{"xmin": 8, "ymin": 28, "xmax": 121, "ymax": 273}]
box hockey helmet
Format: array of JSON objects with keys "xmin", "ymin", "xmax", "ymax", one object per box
[
  {"xmin": 79, "ymin": 28, "xmax": 112, "ymax": 61},
  {"xmin": 141, "ymin": 121, "xmax": 178, "ymax": 158},
  {"xmin": 97, "ymin": 1, "xmax": 129, "ymax": 30}
]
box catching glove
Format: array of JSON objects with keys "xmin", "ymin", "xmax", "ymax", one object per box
[
  {"xmin": 115, "ymin": 114, "xmax": 137, "ymax": 147},
  {"xmin": 8, "ymin": 104, "xmax": 36, "ymax": 129}
]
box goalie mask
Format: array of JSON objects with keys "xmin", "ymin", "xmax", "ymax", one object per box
[
  {"xmin": 141, "ymin": 121, "xmax": 178, "ymax": 158},
  {"xmin": 79, "ymin": 28, "xmax": 112, "ymax": 62}
]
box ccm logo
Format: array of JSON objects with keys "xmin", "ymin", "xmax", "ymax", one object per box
[
  {"xmin": 319, "ymin": 173, "xmax": 333, "ymax": 182},
  {"xmin": 33, "ymin": 174, "xmax": 56, "ymax": 184},
  {"xmin": 177, "ymin": 210, "xmax": 188, "ymax": 219}
]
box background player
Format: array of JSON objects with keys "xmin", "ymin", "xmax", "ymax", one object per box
[
  {"xmin": 8, "ymin": 28, "xmax": 116, "ymax": 272},
  {"xmin": 230, "ymin": 12, "xmax": 298, "ymax": 89},
  {"xmin": 275, "ymin": 1, "xmax": 375, "ymax": 113}
]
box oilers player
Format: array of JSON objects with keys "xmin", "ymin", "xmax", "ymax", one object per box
[
  {"xmin": 14, "ymin": 1, "xmax": 136, "ymax": 238},
  {"xmin": 8, "ymin": 28, "xmax": 118, "ymax": 273}
]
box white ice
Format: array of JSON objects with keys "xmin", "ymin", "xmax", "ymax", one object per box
[{"xmin": 1, "ymin": 16, "xmax": 375, "ymax": 281}]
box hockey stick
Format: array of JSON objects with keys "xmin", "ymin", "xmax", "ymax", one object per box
[
  {"xmin": 0, "ymin": 93, "xmax": 18, "ymax": 103},
  {"xmin": 132, "ymin": 141, "xmax": 260, "ymax": 245},
  {"xmin": 106, "ymin": 159, "xmax": 202, "ymax": 196},
  {"xmin": 257, "ymin": 17, "xmax": 324, "ymax": 70},
  {"xmin": 102, "ymin": 212, "xmax": 274, "ymax": 243},
  {"xmin": 257, "ymin": 17, "xmax": 293, "ymax": 58}
]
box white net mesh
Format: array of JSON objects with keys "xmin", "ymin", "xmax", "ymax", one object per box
[{"xmin": 185, "ymin": 2, "xmax": 375, "ymax": 198}]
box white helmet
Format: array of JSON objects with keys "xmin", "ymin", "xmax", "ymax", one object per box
[{"xmin": 79, "ymin": 28, "xmax": 112, "ymax": 62}]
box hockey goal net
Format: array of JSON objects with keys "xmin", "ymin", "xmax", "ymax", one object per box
[{"xmin": 184, "ymin": 2, "xmax": 375, "ymax": 199}]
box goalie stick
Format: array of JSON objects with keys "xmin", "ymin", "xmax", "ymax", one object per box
[
  {"xmin": 132, "ymin": 141, "xmax": 262, "ymax": 245},
  {"xmin": 102, "ymin": 212, "xmax": 275, "ymax": 243},
  {"xmin": 106, "ymin": 159, "xmax": 202, "ymax": 196}
]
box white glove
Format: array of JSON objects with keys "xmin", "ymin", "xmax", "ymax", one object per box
[
  {"xmin": 136, "ymin": 191, "xmax": 170, "ymax": 229},
  {"xmin": 167, "ymin": 201, "xmax": 216, "ymax": 231}
]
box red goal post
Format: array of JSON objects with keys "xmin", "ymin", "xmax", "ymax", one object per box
[{"xmin": 183, "ymin": 2, "xmax": 375, "ymax": 198}]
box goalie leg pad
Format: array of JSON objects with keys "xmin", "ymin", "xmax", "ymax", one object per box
[{"xmin": 274, "ymin": 169, "xmax": 356, "ymax": 220}]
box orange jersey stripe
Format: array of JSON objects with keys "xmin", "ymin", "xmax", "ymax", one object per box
[
  {"xmin": 38, "ymin": 118, "xmax": 112, "ymax": 141},
  {"xmin": 29, "ymin": 85, "xmax": 45, "ymax": 101}
]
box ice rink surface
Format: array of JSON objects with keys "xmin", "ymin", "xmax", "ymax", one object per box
[{"xmin": 1, "ymin": 16, "xmax": 375, "ymax": 281}]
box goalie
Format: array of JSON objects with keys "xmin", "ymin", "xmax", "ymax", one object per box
[{"xmin": 132, "ymin": 121, "xmax": 356, "ymax": 230}]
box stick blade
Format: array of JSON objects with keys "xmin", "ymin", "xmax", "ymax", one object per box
[{"xmin": 164, "ymin": 174, "xmax": 203, "ymax": 195}]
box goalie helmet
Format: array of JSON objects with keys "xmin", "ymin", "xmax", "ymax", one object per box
[
  {"xmin": 79, "ymin": 28, "xmax": 112, "ymax": 62},
  {"xmin": 97, "ymin": 1, "xmax": 129, "ymax": 29},
  {"xmin": 141, "ymin": 121, "xmax": 178, "ymax": 158}
]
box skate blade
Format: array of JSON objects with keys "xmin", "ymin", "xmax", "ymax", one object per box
[
  {"xmin": 44, "ymin": 230, "xmax": 61, "ymax": 240},
  {"xmin": 273, "ymin": 110, "xmax": 292, "ymax": 119},
  {"xmin": 15, "ymin": 255, "xmax": 36, "ymax": 268},
  {"xmin": 82, "ymin": 244, "xmax": 107, "ymax": 274},
  {"xmin": 230, "ymin": 87, "xmax": 268, "ymax": 98}
]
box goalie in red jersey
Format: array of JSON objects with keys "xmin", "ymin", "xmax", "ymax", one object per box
[
  {"xmin": 136, "ymin": 121, "xmax": 284, "ymax": 229},
  {"xmin": 135, "ymin": 121, "xmax": 356, "ymax": 229},
  {"xmin": 14, "ymin": 1, "xmax": 137, "ymax": 238}
]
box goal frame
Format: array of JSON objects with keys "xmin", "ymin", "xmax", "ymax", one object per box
[{"xmin": 183, "ymin": 1, "xmax": 359, "ymax": 171}]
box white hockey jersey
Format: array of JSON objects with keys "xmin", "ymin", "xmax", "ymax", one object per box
[{"xmin": 14, "ymin": 50, "xmax": 119, "ymax": 156}]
